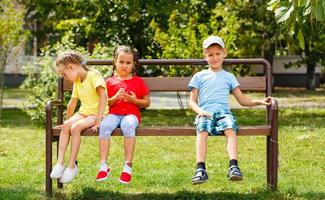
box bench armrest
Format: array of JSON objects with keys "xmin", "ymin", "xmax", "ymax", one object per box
[
  {"xmin": 46, "ymin": 100, "xmax": 62, "ymax": 111},
  {"xmin": 270, "ymin": 98, "xmax": 278, "ymax": 111},
  {"xmin": 45, "ymin": 100, "xmax": 62, "ymax": 137},
  {"xmin": 267, "ymin": 98, "xmax": 278, "ymax": 139},
  {"xmin": 267, "ymin": 98, "xmax": 278, "ymax": 122}
]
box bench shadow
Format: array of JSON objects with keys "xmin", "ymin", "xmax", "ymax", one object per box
[
  {"xmin": 0, "ymin": 186, "xmax": 324, "ymax": 200},
  {"xmin": 70, "ymin": 187, "xmax": 325, "ymax": 200}
]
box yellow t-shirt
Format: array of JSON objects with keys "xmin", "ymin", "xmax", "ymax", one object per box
[{"xmin": 71, "ymin": 69, "xmax": 108, "ymax": 115}]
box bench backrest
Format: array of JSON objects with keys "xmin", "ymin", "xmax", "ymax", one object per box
[
  {"xmin": 59, "ymin": 58, "xmax": 272, "ymax": 94},
  {"xmin": 56, "ymin": 58, "xmax": 272, "ymax": 129}
]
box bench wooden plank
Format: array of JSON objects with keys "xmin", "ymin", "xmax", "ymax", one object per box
[
  {"xmin": 52, "ymin": 125, "xmax": 271, "ymax": 136},
  {"xmin": 63, "ymin": 76, "xmax": 266, "ymax": 92}
]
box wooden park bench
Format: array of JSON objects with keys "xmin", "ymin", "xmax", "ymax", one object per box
[{"xmin": 45, "ymin": 58, "xmax": 278, "ymax": 194}]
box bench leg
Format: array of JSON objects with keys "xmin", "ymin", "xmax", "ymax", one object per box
[
  {"xmin": 45, "ymin": 133, "xmax": 53, "ymax": 195},
  {"xmin": 266, "ymin": 132, "xmax": 278, "ymax": 190}
]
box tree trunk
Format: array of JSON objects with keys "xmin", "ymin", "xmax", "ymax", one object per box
[
  {"xmin": 306, "ymin": 62, "xmax": 316, "ymax": 90},
  {"xmin": 305, "ymin": 39, "xmax": 316, "ymax": 90}
]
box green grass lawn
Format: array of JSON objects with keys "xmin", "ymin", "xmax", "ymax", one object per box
[{"xmin": 0, "ymin": 108, "xmax": 324, "ymax": 199}]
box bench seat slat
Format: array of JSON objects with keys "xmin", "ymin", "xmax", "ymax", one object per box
[{"xmin": 52, "ymin": 125, "xmax": 271, "ymax": 137}]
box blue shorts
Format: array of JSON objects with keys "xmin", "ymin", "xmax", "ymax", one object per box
[{"xmin": 194, "ymin": 111, "xmax": 238, "ymax": 135}]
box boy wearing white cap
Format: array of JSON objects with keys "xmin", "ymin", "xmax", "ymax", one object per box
[{"xmin": 188, "ymin": 35, "xmax": 271, "ymax": 185}]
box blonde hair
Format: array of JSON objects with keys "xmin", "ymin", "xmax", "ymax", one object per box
[{"xmin": 55, "ymin": 50, "xmax": 88, "ymax": 71}]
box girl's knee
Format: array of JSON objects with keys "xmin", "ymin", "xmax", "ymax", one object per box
[
  {"xmin": 70, "ymin": 124, "xmax": 82, "ymax": 135},
  {"xmin": 120, "ymin": 123, "xmax": 137, "ymax": 137},
  {"xmin": 99, "ymin": 122, "xmax": 117, "ymax": 139},
  {"xmin": 62, "ymin": 122, "xmax": 71, "ymax": 132},
  {"xmin": 99, "ymin": 128, "xmax": 112, "ymax": 139},
  {"xmin": 121, "ymin": 116, "xmax": 138, "ymax": 137}
]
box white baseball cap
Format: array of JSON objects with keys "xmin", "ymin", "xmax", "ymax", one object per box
[{"xmin": 202, "ymin": 36, "xmax": 225, "ymax": 49}]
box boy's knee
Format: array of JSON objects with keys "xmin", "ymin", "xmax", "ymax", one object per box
[
  {"xmin": 197, "ymin": 131, "xmax": 209, "ymax": 139},
  {"xmin": 224, "ymin": 129, "xmax": 236, "ymax": 137}
]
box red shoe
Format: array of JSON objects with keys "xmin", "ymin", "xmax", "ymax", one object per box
[
  {"xmin": 119, "ymin": 171, "xmax": 132, "ymax": 184},
  {"xmin": 96, "ymin": 166, "xmax": 111, "ymax": 182}
]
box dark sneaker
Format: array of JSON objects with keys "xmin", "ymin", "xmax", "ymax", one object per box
[
  {"xmin": 192, "ymin": 168, "xmax": 208, "ymax": 185},
  {"xmin": 228, "ymin": 165, "xmax": 243, "ymax": 181}
]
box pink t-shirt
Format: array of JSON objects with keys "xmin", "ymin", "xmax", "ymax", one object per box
[{"xmin": 106, "ymin": 76, "xmax": 149, "ymax": 123}]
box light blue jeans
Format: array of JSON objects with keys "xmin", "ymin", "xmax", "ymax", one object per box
[{"xmin": 99, "ymin": 114, "xmax": 139, "ymax": 139}]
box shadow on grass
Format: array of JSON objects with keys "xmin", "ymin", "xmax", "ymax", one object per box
[
  {"xmin": 68, "ymin": 187, "xmax": 325, "ymax": 200},
  {"xmin": 0, "ymin": 186, "xmax": 324, "ymax": 200}
]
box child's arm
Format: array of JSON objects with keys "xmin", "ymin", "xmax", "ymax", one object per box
[
  {"xmin": 124, "ymin": 92, "xmax": 150, "ymax": 108},
  {"xmin": 189, "ymin": 88, "xmax": 212, "ymax": 118},
  {"xmin": 91, "ymin": 86, "xmax": 107, "ymax": 132},
  {"xmin": 66, "ymin": 98, "xmax": 78, "ymax": 120},
  {"xmin": 232, "ymin": 87, "xmax": 272, "ymax": 107}
]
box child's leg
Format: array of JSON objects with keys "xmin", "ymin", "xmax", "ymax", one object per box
[
  {"xmin": 192, "ymin": 115, "xmax": 213, "ymax": 184},
  {"xmin": 119, "ymin": 115, "xmax": 138, "ymax": 184},
  {"xmin": 196, "ymin": 131, "xmax": 209, "ymax": 163},
  {"xmin": 99, "ymin": 114, "xmax": 120, "ymax": 162},
  {"xmin": 224, "ymin": 129, "xmax": 238, "ymax": 160},
  {"xmin": 224, "ymin": 128, "xmax": 243, "ymax": 181},
  {"xmin": 67, "ymin": 115, "xmax": 97, "ymax": 169},
  {"xmin": 192, "ymin": 131, "xmax": 209, "ymax": 184},
  {"xmin": 57, "ymin": 114, "xmax": 84, "ymax": 165},
  {"xmin": 120, "ymin": 115, "xmax": 138, "ymax": 164},
  {"xmin": 96, "ymin": 114, "xmax": 120, "ymax": 181}
]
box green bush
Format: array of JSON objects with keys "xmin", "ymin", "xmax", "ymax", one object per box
[{"xmin": 21, "ymin": 33, "xmax": 113, "ymax": 123}]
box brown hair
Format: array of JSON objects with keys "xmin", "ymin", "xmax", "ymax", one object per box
[
  {"xmin": 55, "ymin": 50, "xmax": 88, "ymax": 71},
  {"xmin": 111, "ymin": 45, "xmax": 139, "ymax": 77}
]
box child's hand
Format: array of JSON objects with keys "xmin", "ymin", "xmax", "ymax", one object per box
[
  {"xmin": 90, "ymin": 119, "xmax": 100, "ymax": 133},
  {"xmin": 124, "ymin": 91, "xmax": 137, "ymax": 103},
  {"xmin": 90, "ymin": 117, "xmax": 101, "ymax": 132},
  {"xmin": 261, "ymin": 96, "xmax": 272, "ymax": 106},
  {"xmin": 90, "ymin": 124, "xmax": 99, "ymax": 132},
  {"xmin": 114, "ymin": 88, "xmax": 126, "ymax": 101},
  {"xmin": 198, "ymin": 110, "xmax": 212, "ymax": 118}
]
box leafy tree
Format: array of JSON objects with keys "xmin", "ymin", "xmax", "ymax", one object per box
[
  {"xmin": 0, "ymin": 0, "xmax": 29, "ymax": 120},
  {"xmin": 268, "ymin": 0, "xmax": 325, "ymax": 90},
  {"xmin": 22, "ymin": 0, "xmax": 177, "ymax": 58},
  {"xmin": 151, "ymin": 1, "xmax": 277, "ymax": 76}
]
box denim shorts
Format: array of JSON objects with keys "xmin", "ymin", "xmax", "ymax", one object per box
[{"xmin": 194, "ymin": 111, "xmax": 238, "ymax": 135}]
